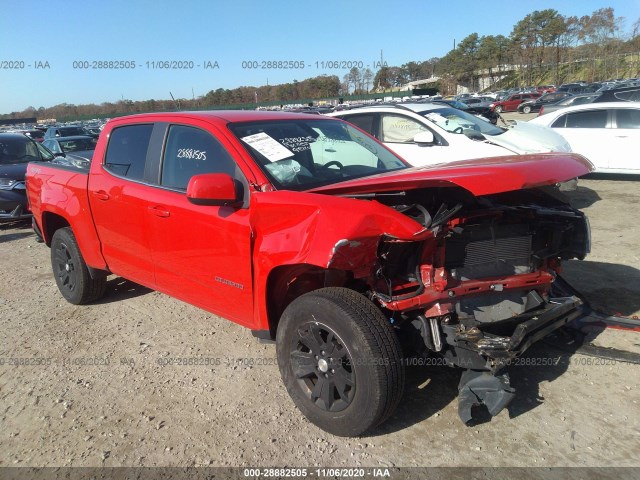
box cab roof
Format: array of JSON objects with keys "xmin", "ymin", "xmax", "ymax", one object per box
[{"xmin": 108, "ymin": 110, "xmax": 331, "ymax": 125}]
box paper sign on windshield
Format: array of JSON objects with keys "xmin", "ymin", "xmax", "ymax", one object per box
[{"xmin": 241, "ymin": 132, "xmax": 293, "ymax": 162}]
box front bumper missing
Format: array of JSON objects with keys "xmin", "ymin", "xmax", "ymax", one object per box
[
  {"xmin": 454, "ymin": 295, "xmax": 584, "ymax": 424},
  {"xmin": 465, "ymin": 296, "xmax": 584, "ymax": 361}
]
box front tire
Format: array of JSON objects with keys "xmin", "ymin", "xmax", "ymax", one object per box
[
  {"xmin": 494, "ymin": 105, "xmax": 503, "ymax": 113},
  {"xmin": 276, "ymin": 287, "xmax": 404, "ymax": 436},
  {"xmin": 522, "ymin": 105, "xmax": 532, "ymax": 114},
  {"xmin": 51, "ymin": 227, "xmax": 106, "ymax": 305}
]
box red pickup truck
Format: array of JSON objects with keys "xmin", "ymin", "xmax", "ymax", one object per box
[{"xmin": 26, "ymin": 111, "xmax": 592, "ymax": 436}]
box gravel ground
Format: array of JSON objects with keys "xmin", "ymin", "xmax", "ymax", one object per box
[{"xmin": 0, "ymin": 177, "xmax": 639, "ymax": 469}]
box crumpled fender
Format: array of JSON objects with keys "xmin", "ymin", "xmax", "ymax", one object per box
[
  {"xmin": 249, "ymin": 190, "xmax": 432, "ymax": 330},
  {"xmin": 251, "ymin": 190, "xmax": 430, "ymax": 268}
]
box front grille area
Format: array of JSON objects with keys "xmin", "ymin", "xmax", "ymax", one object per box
[{"xmin": 445, "ymin": 224, "xmax": 533, "ymax": 280}]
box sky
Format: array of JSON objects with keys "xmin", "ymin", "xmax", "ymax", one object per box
[{"xmin": 1, "ymin": 0, "xmax": 639, "ymax": 114}]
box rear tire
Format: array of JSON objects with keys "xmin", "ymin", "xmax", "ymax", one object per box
[
  {"xmin": 276, "ymin": 287, "xmax": 404, "ymax": 436},
  {"xmin": 494, "ymin": 105, "xmax": 503, "ymax": 113},
  {"xmin": 51, "ymin": 227, "xmax": 106, "ymax": 305},
  {"xmin": 522, "ymin": 105, "xmax": 532, "ymax": 114}
]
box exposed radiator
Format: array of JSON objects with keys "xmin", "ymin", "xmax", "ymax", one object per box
[{"xmin": 445, "ymin": 224, "xmax": 533, "ymax": 280}]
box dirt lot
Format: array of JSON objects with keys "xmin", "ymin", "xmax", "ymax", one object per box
[{"xmin": 0, "ymin": 177, "xmax": 639, "ymax": 469}]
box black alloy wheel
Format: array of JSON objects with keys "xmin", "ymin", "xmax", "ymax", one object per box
[
  {"xmin": 277, "ymin": 287, "xmax": 404, "ymax": 436},
  {"xmin": 53, "ymin": 237, "xmax": 78, "ymax": 297},
  {"xmin": 50, "ymin": 227, "xmax": 106, "ymax": 305},
  {"xmin": 290, "ymin": 321, "xmax": 355, "ymax": 412}
]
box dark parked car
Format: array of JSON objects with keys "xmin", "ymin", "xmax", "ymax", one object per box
[
  {"xmin": 517, "ymin": 92, "xmax": 574, "ymax": 114},
  {"xmin": 462, "ymin": 96, "xmax": 495, "ymax": 107},
  {"xmin": 12, "ymin": 129, "xmax": 45, "ymax": 142},
  {"xmin": 593, "ymin": 85, "xmax": 640, "ymax": 103},
  {"xmin": 42, "ymin": 136, "xmax": 97, "ymax": 162},
  {"xmin": 537, "ymin": 93, "xmax": 600, "ymax": 116},
  {"xmin": 556, "ymin": 84, "xmax": 594, "ymax": 95},
  {"xmin": 0, "ymin": 133, "xmax": 54, "ymax": 219},
  {"xmin": 44, "ymin": 126, "xmax": 87, "ymax": 138},
  {"xmin": 430, "ymin": 99, "xmax": 500, "ymax": 124}
]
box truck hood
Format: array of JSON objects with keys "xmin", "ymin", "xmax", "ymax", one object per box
[
  {"xmin": 486, "ymin": 122, "xmax": 572, "ymax": 154},
  {"xmin": 309, "ymin": 153, "xmax": 592, "ymax": 197}
]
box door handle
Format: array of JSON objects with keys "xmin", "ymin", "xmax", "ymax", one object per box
[
  {"xmin": 92, "ymin": 190, "xmax": 110, "ymax": 201},
  {"xmin": 148, "ymin": 205, "xmax": 170, "ymax": 218}
]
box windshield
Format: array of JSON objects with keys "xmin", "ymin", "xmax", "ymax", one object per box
[
  {"xmin": 59, "ymin": 138, "xmax": 97, "ymax": 153},
  {"xmin": 418, "ymin": 107, "xmax": 504, "ymax": 136},
  {"xmin": 0, "ymin": 137, "xmax": 41, "ymax": 164},
  {"xmin": 229, "ymin": 118, "xmax": 406, "ymax": 191},
  {"xmin": 60, "ymin": 127, "xmax": 86, "ymax": 136},
  {"xmin": 446, "ymin": 100, "xmax": 470, "ymax": 109},
  {"xmin": 562, "ymin": 94, "xmax": 599, "ymax": 106}
]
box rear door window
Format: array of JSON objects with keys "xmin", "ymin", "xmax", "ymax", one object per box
[
  {"xmin": 104, "ymin": 124, "xmax": 153, "ymax": 180},
  {"xmin": 562, "ymin": 110, "xmax": 608, "ymax": 128},
  {"xmin": 615, "ymin": 109, "xmax": 640, "ymax": 129},
  {"xmin": 380, "ymin": 114, "xmax": 428, "ymax": 143},
  {"xmin": 614, "ymin": 90, "xmax": 640, "ymax": 102},
  {"xmin": 340, "ymin": 114, "xmax": 376, "ymax": 137}
]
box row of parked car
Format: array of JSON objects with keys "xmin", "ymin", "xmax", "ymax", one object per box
[
  {"xmin": 2, "ymin": 85, "xmax": 638, "ymax": 220},
  {"xmin": 495, "ymin": 84, "xmax": 640, "ymax": 115},
  {"xmin": 452, "ymin": 77, "xmax": 640, "ymax": 114},
  {"xmin": 324, "ymin": 96, "xmax": 640, "ymax": 177},
  {"xmin": 0, "ymin": 123, "xmax": 104, "ymax": 219}
]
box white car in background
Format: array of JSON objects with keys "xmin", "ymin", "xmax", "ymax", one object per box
[
  {"xmin": 327, "ymin": 103, "xmax": 572, "ymax": 168},
  {"xmin": 529, "ymin": 102, "xmax": 640, "ymax": 174}
]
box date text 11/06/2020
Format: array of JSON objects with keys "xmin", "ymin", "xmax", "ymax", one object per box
[
  {"xmin": 70, "ymin": 60, "xmax": 220, "ymax": 70},
  {"xmin": 241, "ymin": 60, "xmax": 389, "ymax": 69}
]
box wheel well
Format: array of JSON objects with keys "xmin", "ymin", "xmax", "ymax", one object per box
[
  {"xmin": 265, "ymin": 264, "xmax": 362, "ymax": 339},
  {"xmin": 42, "ymin": 212, "xmax": 70, "ymax": 246}
]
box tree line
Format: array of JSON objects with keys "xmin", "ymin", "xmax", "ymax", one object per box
[
  {"xmin": 434, "ymin": 7, "xmax": 640, "ymax": 93},
  {"xmin": 3, "ymin": 75, "xmax": 342, "ymax": 122},
  {"xmin": 2, "ymin": 7, "xmax": 639, "ymax": 121},
  {"xmin": 369, "ymin": 8, "xmax": 639, "ymax": 94}
]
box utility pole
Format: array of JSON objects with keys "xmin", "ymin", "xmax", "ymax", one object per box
[{"xmin": 169, "ymin": 92, "xmax": 181, "ymax": 111}]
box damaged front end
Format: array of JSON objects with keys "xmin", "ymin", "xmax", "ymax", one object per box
[{"xmin": 364, "ymin": 186, "xmax": 590, "ymax": 424}]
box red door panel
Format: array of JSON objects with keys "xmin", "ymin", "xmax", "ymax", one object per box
[
  {"xmin": 88, "ymin": 171, "xmax": 156, "ymax": 286},
  {"xmin": 145, "ymin": 188, "xmax": 254, "ymax": 327}
]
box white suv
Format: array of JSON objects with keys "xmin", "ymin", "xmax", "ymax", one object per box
[{"xmin": 328, "ymin": 103, "xmax": 571, "ymax": 167}]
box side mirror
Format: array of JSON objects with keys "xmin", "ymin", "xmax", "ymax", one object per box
[
  {"xmin": 186, "ymin": 173, "xmax": 242, "ymax": 207},
  {"xmin": 54, "ymin": 152, "xmax": 66, "ymax": 158},
  {"xmin": 413, "ymin": 131, "xmax": 435, "ymax": 145}
]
